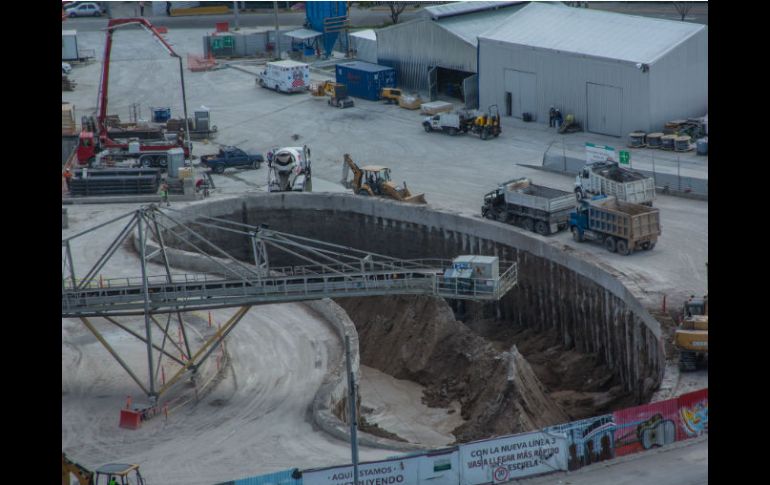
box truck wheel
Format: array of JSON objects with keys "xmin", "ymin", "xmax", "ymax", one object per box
[
  {"xmin": 214, "ymin": 165, "xmax": 225, "ymax": 174},
  {"xmin": 481, "ymin": 129, "xmax": 489, "ymax": 140},
  {"xmin": 522, "ymin": 218, "xmax": 534, "ymax": 232},
  {"xmin": 616, "ymin": 239, "xmax": 631, "ymax": 255},
  {"xmin": 482, "ymin": 207, "xmax": 492, "ymax": 219},
  {"xmin": 572, "ymin": 228, "xmax": 584, "ymax": 242},
  {"xmin": 535, "ymin": 221, "xmax": 549, "ymax": 235},
  {"xmin": 252, "ymin": 160, "xmax": 261, "ymax": 170},
  {"xmin": 423, "ymin": 123, "xmax": 432, "ymax": 133},
  {"xmin": 448, "ymin": 127, "xmax": 458, "ymax": 136},
  {"xmin": 642, "ymin": 241, "xmax": 656, "ymax": 250},
  {"xmin": 604, "ymin": 237, "xmax": 617, "ymax": 253}
]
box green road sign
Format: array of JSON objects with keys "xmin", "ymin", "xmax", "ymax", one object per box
[{"xmin": 619, "ymin": 150, "xmax": 630, "ymax": 165}]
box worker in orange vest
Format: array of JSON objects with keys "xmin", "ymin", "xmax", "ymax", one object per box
[{"xmin": 64, "ymin": 168, "xmax": 73, "ymax": 190}]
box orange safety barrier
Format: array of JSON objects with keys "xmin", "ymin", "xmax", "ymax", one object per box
[{"xmin": 187, "ymin": 53, "xmax": 217, "ymax": 72}]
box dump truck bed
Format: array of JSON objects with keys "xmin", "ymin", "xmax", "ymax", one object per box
[
  {"xmin": 587, "ymin": 197, "xmax": 661, "ymax": 243},
  {"xmin": 502, "ymin": 178, "xmax": 575, "ymax": 213},
  {"xmin": 588, "ymin": 164, "xmax": 655, "ymax": 205}
]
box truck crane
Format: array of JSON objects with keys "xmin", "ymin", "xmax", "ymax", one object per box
[{"xmin": 77, "ymin": 18, "xmax": 191, "ymax": 165}]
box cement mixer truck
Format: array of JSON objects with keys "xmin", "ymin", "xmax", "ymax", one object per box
[{"xmin": 267, "ymin": 145, "xmax": 312, "ymax": 192}]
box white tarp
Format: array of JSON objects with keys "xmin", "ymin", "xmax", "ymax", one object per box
[{"xmin": 459, "ymin": 431, "xmax": 568, "ymax": 484}]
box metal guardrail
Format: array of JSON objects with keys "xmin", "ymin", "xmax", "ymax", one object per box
[{"xmin": 62, "ymin": 262, "xmax": 518, "ymax": 317}]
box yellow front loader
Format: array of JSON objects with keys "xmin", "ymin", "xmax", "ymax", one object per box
[{"xmin": 343, "ymin": 154, "xmax": 426, "ymax": 204}]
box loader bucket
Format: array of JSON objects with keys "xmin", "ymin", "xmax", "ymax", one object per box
[{"xmin": 404, "ymin": 193, "xmax": 427, "ymax": 204}]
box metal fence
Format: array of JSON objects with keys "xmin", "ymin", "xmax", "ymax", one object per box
[{"xmin": 541, "ymin": 140, "xmax": 708, "ymax": 200}]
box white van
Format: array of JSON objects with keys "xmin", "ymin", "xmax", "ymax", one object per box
[{"xmin": 257, "ymin": 60, "xmax": 310, "ymax": 94}]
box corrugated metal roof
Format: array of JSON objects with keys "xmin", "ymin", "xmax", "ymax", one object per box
[
  {"xmin": 423, "ymin": 1, "xmax": 525, "ymax": 20},
  {"xmin": 436, "ymin": 8, "xmax": 523, "ymax": 47},
  {"xmin": 283, "ymin": 28, "xmax": 323, "ymax": 40},
  {"xmin": 480, "ymin": 3, "xmax": 706, "ymax": 64},
  {"xmin": 350, "ymin": 29, "xmax": 376, "ymax": 41}
]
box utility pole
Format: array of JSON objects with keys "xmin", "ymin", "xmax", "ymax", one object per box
[
  {"xmin": 273, "ymin": 1, "xmax": 280, "ymax": 60},
  {"xmin": 345, "ymin": 336, "xmax": 360, "ymax": 485},
  {"xmin": 233, "ymin": 1, "xmax": 240, "ymax": 30}
]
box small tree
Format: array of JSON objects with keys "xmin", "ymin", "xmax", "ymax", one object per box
[
  {"xmin": 673, "ymin": 2, "xmax": 693, "ymax": 21},
  {"xmin": 387, "ymin": 2, "xmax": 408, "ymax": 25}
]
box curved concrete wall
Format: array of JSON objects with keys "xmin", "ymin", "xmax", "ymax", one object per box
[{"xmin": 164, "ymin": 193, "xmax": 665, "ymax": 402}]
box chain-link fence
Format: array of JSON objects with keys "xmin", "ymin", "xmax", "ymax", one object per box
[{"xmin": 541, "ymin": 140, "xmax": 708, "ymax": 200}]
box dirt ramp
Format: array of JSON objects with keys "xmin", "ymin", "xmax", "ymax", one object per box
[{"xmin": 337, "ymin": 295, "xmax": 568, "ymax": 443}]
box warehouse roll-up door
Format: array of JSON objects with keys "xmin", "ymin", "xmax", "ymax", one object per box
[
  {"xmin": 463, "ymin": 74, "xmax": 478, "ymax": 109},
  {"xmin": 586, "ymin": 83, "xmax": 623, "ymax": 137},
  {"xmin": 504, "ymin": 69, "xmax": 537, "ymax": 119}
]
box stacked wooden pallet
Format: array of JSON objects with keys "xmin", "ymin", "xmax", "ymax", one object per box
[{"xmin": 62, "ymin": 103, "xmax": 76, "ymax": 135}]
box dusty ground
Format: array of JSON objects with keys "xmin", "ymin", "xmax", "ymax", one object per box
[{"xmin": 337, "ymin": 295, "xmax": 599, "ymax": 443}]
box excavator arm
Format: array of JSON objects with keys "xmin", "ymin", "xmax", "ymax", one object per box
[
  {"xmin": 344, "ymin": 154, "xmax": 363, "ymax": 192},
  {"xmin": 62, "ymin": 453, "xmax": 94, "ymax": 485}
]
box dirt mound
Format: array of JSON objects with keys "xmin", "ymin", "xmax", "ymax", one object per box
[{"xmin": 336, "ymin": 295, "xmax": 569, "ymax": 443}]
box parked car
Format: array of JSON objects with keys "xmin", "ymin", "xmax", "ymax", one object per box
[
  {"xmin": 66, "ymin": 2, "xmax": 103, "ymax": 17},
  {"xmin": 62, "ymin": 62, "xmax": 72, "ymax": 74},
  {"xmin": 200, "ymin": 146, "xmax": 264, "ymax": 174}
]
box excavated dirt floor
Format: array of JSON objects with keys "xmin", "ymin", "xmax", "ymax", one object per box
[{"xmin": 337, "ymin": 295, "xmax": 639, "ymax": 444}]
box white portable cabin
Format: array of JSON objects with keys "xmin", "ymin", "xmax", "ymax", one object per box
[{"xmin": 62, "ymin": 30, "xmax": 79, "ymax": 61}]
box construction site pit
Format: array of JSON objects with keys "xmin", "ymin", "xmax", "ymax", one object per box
[{"xmin": 158, "ymin": 192, "xmax": 665, "ymax": 445}]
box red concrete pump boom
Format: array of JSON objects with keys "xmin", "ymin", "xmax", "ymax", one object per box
[{"xmin": 77, "ymin": 18, "xmax": 191, "ymax": 164}]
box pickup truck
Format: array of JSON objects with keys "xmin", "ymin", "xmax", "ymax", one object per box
[{"xmin": 200, "ymin": 146, "xmax": 264, "ymax": 174}]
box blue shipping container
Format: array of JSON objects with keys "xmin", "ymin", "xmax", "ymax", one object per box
[{"xmin": 335, "ymin": 61, "xmax": 396, "ymax": 101}]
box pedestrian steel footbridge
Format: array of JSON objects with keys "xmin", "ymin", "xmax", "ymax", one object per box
[{"xmin": 62, "ymin": 205, "xmax": 518, "ymax": 400}]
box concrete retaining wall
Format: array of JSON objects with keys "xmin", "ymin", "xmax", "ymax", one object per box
[{"xmin": 160, "ymin": 193, "xmax": 665, "ymax": 403}]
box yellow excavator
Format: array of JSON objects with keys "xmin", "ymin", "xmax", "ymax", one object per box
[
  {"xmin": 674, "ymin": 294, "xmax": 708, "ymax": 371},
  {"xmin": 63, "ymin": 453, "xmax": 145, "ymax": 485},
  {"xmin": 310, "ymin": 80, "xmax": 354, "ymax": 108},
  {"xmin": 343, "ymin": 154, "xmax": 426, "ymax": 204}
]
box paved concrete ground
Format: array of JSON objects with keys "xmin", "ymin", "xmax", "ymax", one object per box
[
  {"xmin": 62, "ymin": 25, "xmax": 707, "ymax": 307},
  {"xmin": 512, "ymin": 436, "xmax": 708, "ymax": 485}
]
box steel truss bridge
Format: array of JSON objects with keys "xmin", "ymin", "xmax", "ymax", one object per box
[{"xmin": 62, "ymin": 205, "xmax": 517, "ymax": 401}]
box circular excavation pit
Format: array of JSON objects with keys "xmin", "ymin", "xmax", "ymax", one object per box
[{"xmin": 160, "ymin": 192, "xmax": 665, "ymax": 444}]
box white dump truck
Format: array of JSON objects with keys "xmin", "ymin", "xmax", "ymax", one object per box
[
  {"xmin": 575, "ymin": 161, "xmax": 655, "ymax": 206},
  {"xmin": 482, "ymin": 178, "xmax": 575, "ymax": 235},
  {"xmin": 257, "ymin": 60, "xmax": 310, "ymax": 93},
  {"xmin": 267, "ymin": 145, "xmax": 312, "ymax": 192}
]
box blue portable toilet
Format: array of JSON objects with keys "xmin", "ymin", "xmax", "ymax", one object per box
[{"xmin": 335, "ymin": 61, "xmax": 397, "ymax": 101}]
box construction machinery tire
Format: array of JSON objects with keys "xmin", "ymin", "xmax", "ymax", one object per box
[
  {"xmin": 642, "ymin": 241, "xmax": 656, "ymax": 250},
  {"xmin": 522, "ymin": 218, "xmax": 535, "ymax": 232},
  {"xmin": 572, "ymin": 228, "xmax": 584, "ymax": 242},
  {"xmin": 481, "ymin": 129, "xmax": 489, "ymax": 140},
  {"xmin": 604, "ymin": 236, "xmax": 617, "ymax": 253},
  {"xmin": 423, "ymin": 123, "xmax": 432, "ymax": 133},
  {"xmin": 616, "ymin": 239, "xmax": 631, "ymax": 255},
  {"xmin": 535, "ymin": 220, "xmax": 549, "ymax": 236},
  {"xmin": 679, "ymin": 351, "xmax": 698, "ymax": 372}
]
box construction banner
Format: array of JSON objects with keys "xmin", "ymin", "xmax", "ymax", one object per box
[
  {"xmin": 303, "ymin": 456, "xmax": 420, "ymax": 485},
  {"xmin": 677, "ymin": 388, "xmax": 708, "ymax": 440},
  {"xmin": 544, "ymin": 414, "xmax": 616, "ymax": 471},
  {"xmin": 458, "ymin": 430, "xmax": 568, "ymax": 484},
  {"xmin": 612, "ymin": 398, "xmax": 679, "ymax": 457}
]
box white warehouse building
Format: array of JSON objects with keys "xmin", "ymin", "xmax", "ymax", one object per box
[{"xmin": 478, "ymin": 3, "xmax": 708, "ymax": 137}]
